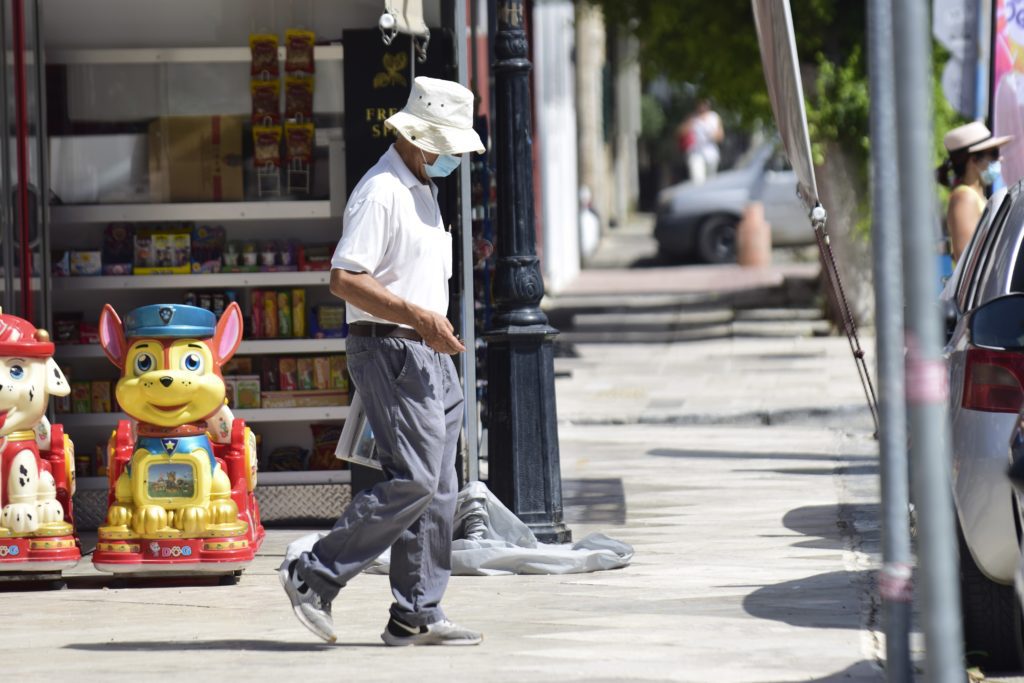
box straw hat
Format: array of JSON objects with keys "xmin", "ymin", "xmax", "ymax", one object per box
[
  {"xmin": 385, "ymin": 77, "xmax": 485, "ymax": 155},
  {"xmin": 943, "ymin": 121, "xmax": 1013, "ymax": 154}
]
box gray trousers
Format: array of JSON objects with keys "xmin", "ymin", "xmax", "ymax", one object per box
[{"xmin": 296, "ymin": 334, "xmax": 464, "ymax": 626}]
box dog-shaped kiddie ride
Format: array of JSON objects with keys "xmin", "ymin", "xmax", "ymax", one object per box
[
  {"xmin": 0, "ymin": 312, "xmax": 80, "ymax": 573},
  {"xmin": 93, "ymin": 303, "xmax": 264, "ymax": 575}
]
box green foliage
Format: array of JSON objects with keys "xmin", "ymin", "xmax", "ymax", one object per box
[{"xmin": 806, "ymin": 48, "xmax": 870, "ymax": 167}]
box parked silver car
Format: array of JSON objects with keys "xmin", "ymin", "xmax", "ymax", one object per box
[
  {"xmin": 654, "ymin": 143, "xmax": 813, "ymax": 263},
  {"xmin": 939, "ymin": 185, "xmax": 1024, "ymax": 670}
]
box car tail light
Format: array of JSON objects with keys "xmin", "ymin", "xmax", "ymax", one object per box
[{"xmin": 963, "ymin": 348, "xmax": 1024, "ymax": 413}]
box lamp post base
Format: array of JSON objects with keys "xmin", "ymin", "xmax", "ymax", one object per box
[{"xmin": 485, "ymin": 324, "xmax": 571, "ymax": 545}]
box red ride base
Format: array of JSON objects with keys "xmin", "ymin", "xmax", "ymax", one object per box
[
  {"xmin": 93, "ymin": 536, "xmax": 256, "ymax": 575},
  {"xmin": 0, "ymin": 535, "xmax": 80, "ymax": 573}
]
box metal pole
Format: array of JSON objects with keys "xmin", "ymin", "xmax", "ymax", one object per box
[
  {"xmin": 891, "ymin": 0, "xmax": 966, "ymax": 680},
  {"xmin": 867, "ymin": 0, "xmax": 913, "ymax": 679},
  {"xmin": 484, "ymin": 0, "xmax": 570, "ymax": 543}
]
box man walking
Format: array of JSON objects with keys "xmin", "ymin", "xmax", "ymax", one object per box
[{"xmin": 280, "ymin": 77, "xmax": 484, "ymax": 646}]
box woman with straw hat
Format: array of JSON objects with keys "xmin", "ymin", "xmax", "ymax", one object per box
[{"xmin": 937, "ymin": 121, "xmax": 1013, "ymax": 261}]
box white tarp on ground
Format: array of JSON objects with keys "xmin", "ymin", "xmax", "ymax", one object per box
[{"xmin": 282, "ymin": 481, "xmax": 634, "ymax": 576}]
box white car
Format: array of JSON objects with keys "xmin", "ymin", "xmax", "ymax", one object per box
[
  {"xmin": 940, "ymin": 185, "xmax": 1024, "ymax": 671},
  {"xmin": 654, "ymin": 143, "xmax": 813, "ymax": 263}
]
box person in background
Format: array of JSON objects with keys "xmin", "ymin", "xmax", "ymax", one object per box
[
  {"xmin": 677, "ymin": 99, "xmax": 724, "ymax": 185},
  {"xmin": 937, "ymin": 121, "xmax": 1012, "ymax": 262}
]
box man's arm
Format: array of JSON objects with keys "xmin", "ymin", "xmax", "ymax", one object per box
[{"xmin": 330, "ymin": 268, "xmax": 465, "ymax": 354}]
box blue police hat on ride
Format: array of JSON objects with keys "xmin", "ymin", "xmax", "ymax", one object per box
[{"xmin": 123, "ymin": 304, "xmax": 216, "ymax": 339}]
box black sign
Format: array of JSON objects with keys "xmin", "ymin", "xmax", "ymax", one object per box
[{"xmin": 342, "ymin": 29, "xmax": 453, "ymax": 196}]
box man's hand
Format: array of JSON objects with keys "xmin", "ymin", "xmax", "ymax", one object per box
[{"xmin": 414, "ymin": 310, "xmax": 466, "ymax": 355}]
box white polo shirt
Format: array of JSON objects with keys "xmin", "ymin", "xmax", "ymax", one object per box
[{"xmin": 331, "ymin": 145, "xmax": 452, "ymax": 327}]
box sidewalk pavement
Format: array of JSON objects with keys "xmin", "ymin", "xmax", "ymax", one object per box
[{"xmin": 3, "ymin": 227, "xmax": 890, "ymax": 682}]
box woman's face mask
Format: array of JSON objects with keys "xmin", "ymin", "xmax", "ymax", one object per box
[
  {"xmin": 981, "ymin": 160, "xmax": 1002, "ymax": 188},
  {"xmin": 421, "ymin": 149, "xmax": 462, "ymax": 178}
]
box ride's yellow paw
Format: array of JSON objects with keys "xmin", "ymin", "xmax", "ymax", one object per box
[
  {"xmin": 106, "ymin": 504, "xmax": 132, "ymax": 528},
  {"xmin": 173, "ymin": 506, "xmax": 208, "ymax": 535},
  {"xmin": 208, "ymin": 499, "xmax": 239, "ymax": 526},
  {"xmin": 132, "ymin": 505, "xmax": 169, "ymax": 536}
]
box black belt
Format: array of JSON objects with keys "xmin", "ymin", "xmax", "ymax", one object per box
[{"xmin": 348, "ymin": 322, "xmax": 423, "ymax": 342}]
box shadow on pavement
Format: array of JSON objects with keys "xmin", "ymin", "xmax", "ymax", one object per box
[
  {"xmin": 733, "ymin": 464, "xmax": 880, "ymax": 477},
  {"xmin": 562, "ymin": 478, "xmax": 627, "ymax": 525},
  {"xmin": 647, "ymin": 448, "xmax": 876, "ymax": 463},
  {"xmin": 761, "ymin": 660, "xmax": 883, "ymax": 682},
  {"xmin": 64, "ymin": 639, "xmax": 351, "ymax": 652},
  {"xmin": 779, "ymin": 503, "xmax": 880, "ymax": 551},
  {"xmin": 742, "ymin": 569, "xmax": 872, "ymax": 630}
]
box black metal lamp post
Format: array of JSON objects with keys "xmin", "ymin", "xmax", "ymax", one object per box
[{"xmin": 484, "ymin": 0, "xmax": 571, "ymax": 543}]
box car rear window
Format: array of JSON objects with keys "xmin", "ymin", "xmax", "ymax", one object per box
[
  {"xmin": 958, "ymin": 196, "xmax": 1009, "ymax": 311},
  {"xmin": 978, "ymin": 196, "xmax": 1024, "ymax": 306}
]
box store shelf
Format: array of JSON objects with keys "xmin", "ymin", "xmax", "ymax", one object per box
[
  {"xmin": 47, "ymin": 44, "xmax": 344, "ymax": 65},
  {"xmin": 57, "ymin": 337, "xmax": 345, "ymax": 359},
  {"xmin": 259, "ymin": 470, "xmax": 351, "ymax": 486},
  {"xmin": 52, "ymin": 270, "xmax": 329, "ymax": 291},
  {"xmin": 58, "ymin": 405, "xmax": 349, "ymax": 428},
  {"xmin": 50, "ymin": 200, "xmax": 335, "ymax": 223},
  {"xmin": 76, "ymin": 468, "xmax": 351, "ymax": 490}
]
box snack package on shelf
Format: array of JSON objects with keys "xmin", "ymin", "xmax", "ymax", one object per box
[
  {"xmin": 277, "ymin": 290, "xmax": 292, "ymax": 337},
  {"xmin": 102, "ymin": 223, "xmax": 134, "ymax": 275},
  {"xmin": 284, "ymin": 28, "xmax": 315, "ymax": 74},
  {"xmin": 292, "ymin": 288, "xmax": 307, "ymax": 337},
  {"xmin": 253, "ymin": 125, "xmax": 283, "ymax": 169},
  {"xmin": 260, "ymin": 356, "xmax": 279, "ymax": 391},
  {"xmin": 285, "ymin": 122, "xmax": 315, "ymax": 164},
  {"xmin": 309, "ymin": 423, "xmax": 345, "ymax": 470},
  {"xmin": 251, "ymin": 79, "xmax": 281, "ymax": 126},
  {"xmin": 267, "ymin": 446, "xmax": 308, "ymax": 472},
  {"xmin": 279, "ymin": 357, "xmax": 298, "ymax": 391},
  {"xmin": 71, "ymin": 381, "xmax": 92, "ymax": 414},
  {"xmin": 223, "ymin": 376, "xmax": 238, "ymax": 408},
  {"xmin": 298, "ymin": 243, "xmax": 332, "ymax": 271},
  {"xmin": 297, "ymin": 357, "xmax": 315, "ymax": 390},
  {"xmin": 285, "ymin": 78, "xmax": 314, "ymax": 122},
  {"xmin": 134, "ymin": 225, "xmax": 192, "ymax": 275},
  {"xmin": 191, "ymin": 224, "xmax": 225, "ymax": 273},
  {"xmin": 90, "ymin": 380, "xmax": 112, "ymax": 413},
  {"xmin": 235, "ymin": 375, "xmax": 261, "ymax": 409},
  {"xmin": 251, "ymin": 290, "xmax": 264, "ymax": 339},
  {"xmin": 310, "ymin": 304, "xmax": 346, "ymax": 338},
  {"xmin": 249, "ymin": 33, "xmax": 280, "ymax": 78},
  {"xmin": 70, "ymin": 251, "xmax": 102, "ymax": 276},
  {"xmin": 263, "ymin": 291, "xmax": 279, "ymax": 338},
  {"xmin": 330, "ymin": 355, "xmax": 348, "ymax": 392},
  {"xmin": 260, "ymin": 390, "xmax": 348, "ymax": 409},
  {"xmin": 314, "ymin": 356, "xmax": 331, "ymax": 390}
]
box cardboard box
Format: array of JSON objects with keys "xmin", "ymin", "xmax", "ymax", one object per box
[
  {"xmin": 148, "ymin": 116, "xmax": 244, "ymax": 202},
  {"xmin": 50, "ymin": 134, "xmax": 149, "ymax": 204},
  {"xmin": 279, "ymin": 357, "xmax": 298, "ymax": 391},
  {"xmin": 70, "ymin": 251, "xmax": 102, "ymax": 276}
]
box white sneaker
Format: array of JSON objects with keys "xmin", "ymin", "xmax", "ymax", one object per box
[
  {"xmin": 381, "ymin": 616, "xmax": 483, "ymax": 646},
  {"xmin": 279, "ymin": 560, "xmax": 336, "ymax": 643}
]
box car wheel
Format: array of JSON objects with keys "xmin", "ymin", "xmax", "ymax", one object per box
[
  {"xmin": 958, "ymin": 521, "xmax": 1024, "ymax": 672},
  {"xmin": 696, "ymin": 214, "xmax": 738, "ymax": 264}
]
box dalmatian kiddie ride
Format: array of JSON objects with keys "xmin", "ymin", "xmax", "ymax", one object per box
[
  {"xmin": 93, "ymin": 303, "xmax": 264, "ymax": 576},
  {"xmin": 0, "ymin": 312, "xmax": 80, "ymax": 574}
]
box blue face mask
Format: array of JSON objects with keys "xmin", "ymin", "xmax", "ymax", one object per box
[
  {"xmin": 423, "ymin": 153, "xmax": 462, "ymax": 178},
  {"xmin": 980, "ymin": 160, "xmax": 1002, "ymax": 188}
]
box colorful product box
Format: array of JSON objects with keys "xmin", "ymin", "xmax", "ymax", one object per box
[
  {"xmin": 90, "ymin": 380, "xmax": 112, "ymax": 413},
  {"xmin": 134, "ymin": 226, "xmax": 192, "ymax": 275},
  {"xmin": 71, "ymin": 381, "xmax": 92, "ymax": 414},
  {"xmin": 263, "ymin": 290, "xmax": 279, "ymax": 338},
  {"xmin": 234, "ymin": 375, "xmax": 261, "ymax": 409},
  {"xmin": 251, "ymin": 290, "xmax": 264, "ymax": 339},
  {"xmin": 329, "ymin": 355, "xmax": 348, "ymax": 392},
  {"xmin": 297, "ymin": 357, "xmax": 315, "ymax": 390},
  {"xmin": 292, "ymin": 288, "xmax": 306, "ymax": 337},
  {"xmin": 279, "ymin": 357, "xmax": 298, "ymax": 391},
  {"xmin": 313, "ymin": 356, "xmax": 331, "ymax": 390},
  {"xmin": 277, "ymin": 290, "xmax": 292, "ymax": 337},
  {"xmin": 70, "ymin": 251, "xmax": 103, "ymax": 276},
  {"xmin": 223, "ymin": 376, "xmax": 238, "ymax": 408}
]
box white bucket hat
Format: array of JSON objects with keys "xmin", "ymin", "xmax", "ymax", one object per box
[
  {"xmin": 385, "ymin": 77, "xmax": 485, "ymax": 155},
  {"xmin": 944, "ymin": 121, "xmax": 1013, "ymax": 154}
]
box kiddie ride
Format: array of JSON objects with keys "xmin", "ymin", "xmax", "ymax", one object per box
[
  {"xmin": 92, "ymin": 303, "xmax": 264, "ymax": 578},
  {"xmin": 0, "ymin": 313, "xmax": 80, "ymax": 577}
]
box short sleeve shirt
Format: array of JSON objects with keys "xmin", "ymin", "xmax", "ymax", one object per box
[{"xmin": 331, "ymin": 145, "xmax": 453, "ymax": 327}]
